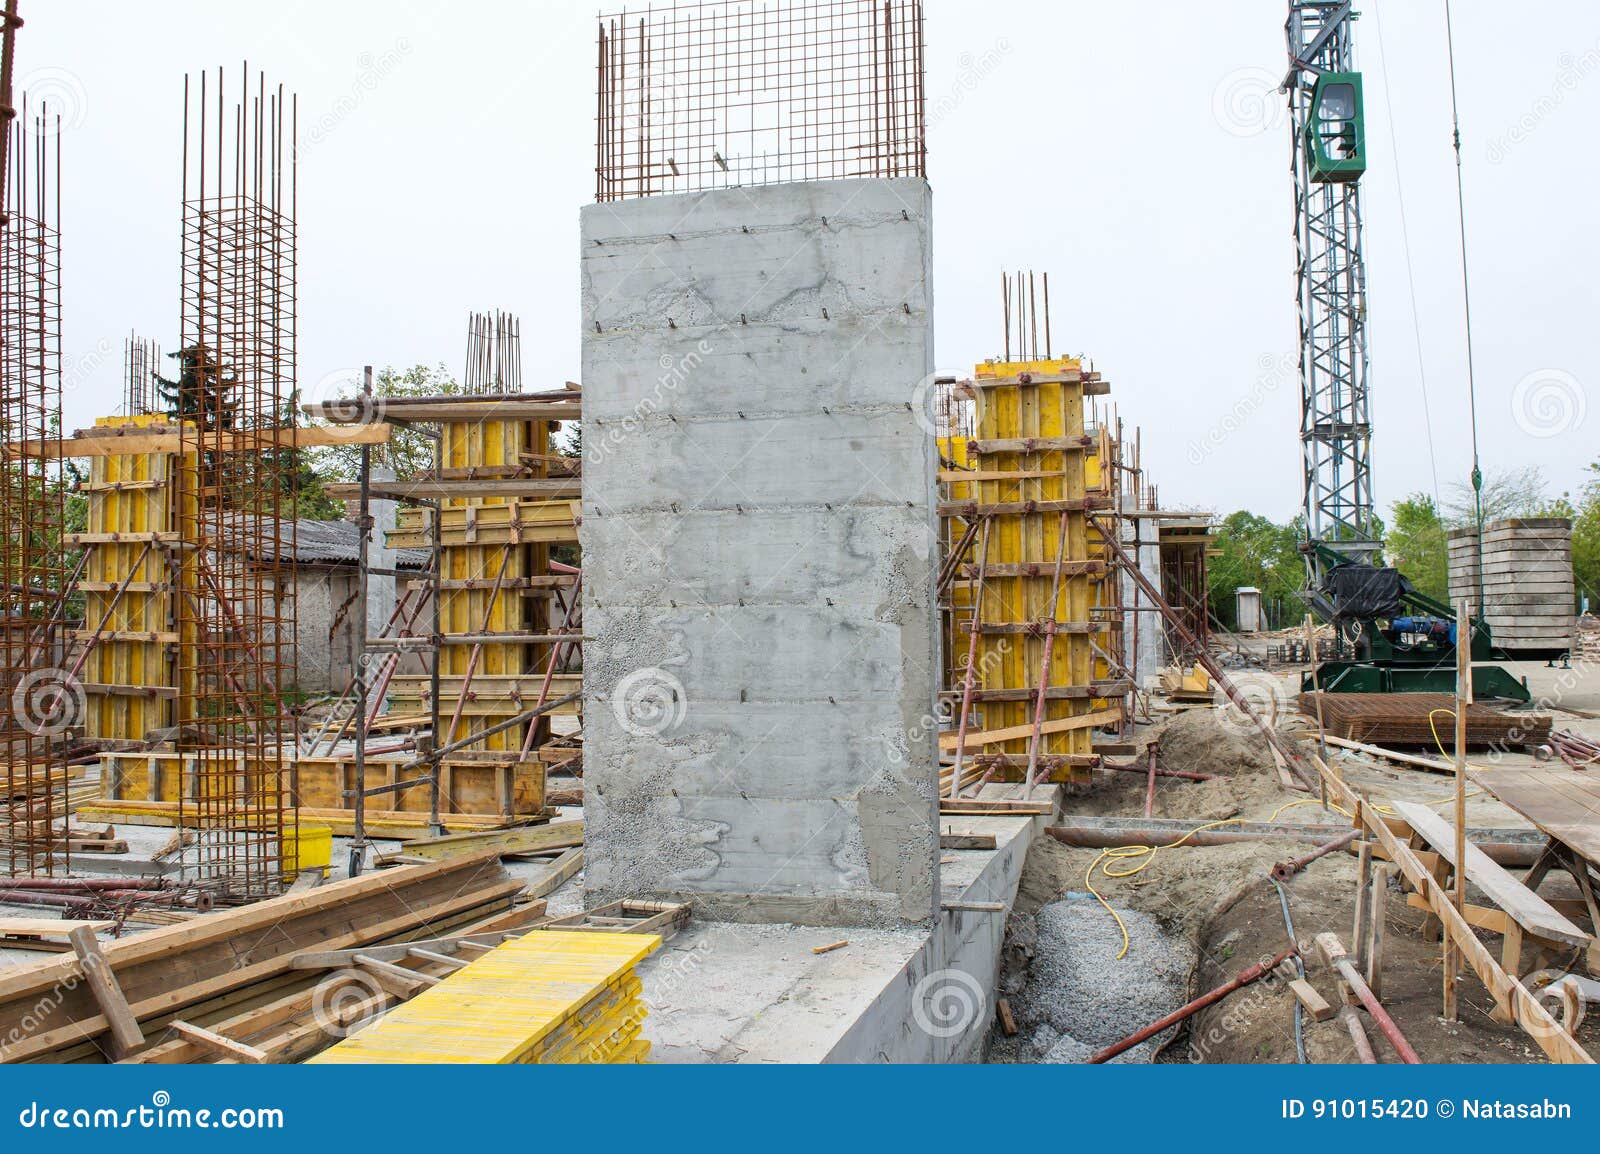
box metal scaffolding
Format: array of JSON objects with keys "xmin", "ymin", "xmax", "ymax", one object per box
[{"xmin": 596, "ymin": 0, "xmax": 925, "ymax": 200}]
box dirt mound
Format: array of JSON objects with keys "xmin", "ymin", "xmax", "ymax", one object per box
[{"xmin": 1158, "ymin": 706, "xmax": 1277, "ymax": 780}]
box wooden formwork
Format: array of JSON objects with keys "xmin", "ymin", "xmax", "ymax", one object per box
[
  {"xmin": 75, "ymin": 416, "xmax": 194, "ymax": 745},
  {"xmin": 92, "ymin": 749, "xmax": 551, "ymax": 830},
  {"xmin": 385, "ymin": 414, "xmax": 581, "ymax": 781},
  {"xmin": 940, "ymin": 358, "xmax": 1119, "ymax": 788}
]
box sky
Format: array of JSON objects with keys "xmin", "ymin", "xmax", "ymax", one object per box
[{"xmin": 19, "ymin": 0, "xmax": 1600, "ymax": 522}]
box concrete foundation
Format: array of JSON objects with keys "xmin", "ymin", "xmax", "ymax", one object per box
[{"xmin": 580, "ymin": 178, "xmax": 939, "ymax": 927}]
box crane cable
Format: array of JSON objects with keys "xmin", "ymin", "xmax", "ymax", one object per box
[{"xmin": 1445, "ymin": 0, "xmax": 1489, "ymax": 629}]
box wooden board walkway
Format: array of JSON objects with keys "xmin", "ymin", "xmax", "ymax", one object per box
[{"xmin": 308, "ymin": 930, "xmax": 660, "ymax": 1065}]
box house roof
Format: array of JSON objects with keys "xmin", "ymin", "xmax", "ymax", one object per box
[{"xmin": 216, "ymin": 514, "xmax": 430, "ymax": 569}]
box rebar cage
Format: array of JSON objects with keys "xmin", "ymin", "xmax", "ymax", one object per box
[
  {"xmin": 597, "ymin": 0, "xmax": 926, "ymax": 200},
  {"xmin": 0, "ymin": 97, "xmax": 67, "ymax": 878},
  {"xmin": 175, "ymin": 66, "xmax": 298, "ymax": 900}
]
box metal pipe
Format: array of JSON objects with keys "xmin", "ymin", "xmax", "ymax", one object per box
[
  {"xmin": 1097, "ymin": 760, "xmax": 1214, "ymax": 783},
  {"xmin": 949, "ymin": 517, "xmax": 992, "ymax": 798},
  {"xmin": 1048, "ymin": 823, "xmax": 1357, "ymax": 851},
  {"xmin": 1340, "ymin": 1005, "xmax": 1378, "ymax": 1064},
  {"xmin": 1271, "ymin": 830, "xmax": 1362, "ymax": 882},
  {"xmin": 1090, "ymin": 945, "xmax": 1297, "ymax": 1063},
  {"xmin": 1331, "ymin": 954, "xmax": 1421, "ymax": 1063},
  {"xmin": 1142, "ymin": 744, "xmax": 1158, "ymax": 819}
]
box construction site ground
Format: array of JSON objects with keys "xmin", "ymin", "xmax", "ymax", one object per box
[{"xmin": 989, "ymin": 660, "xmax": 1600, "ymax": 1065}]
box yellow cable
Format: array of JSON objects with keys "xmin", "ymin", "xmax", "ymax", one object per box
[{"xmin": 1085, "ymin": 798, "xmax": 1353, "ymax": 961}]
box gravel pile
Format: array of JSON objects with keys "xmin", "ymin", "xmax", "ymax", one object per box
[{"xmin": 1009, "ymin": 894, "xmax": 1194, "ymax": 1063}]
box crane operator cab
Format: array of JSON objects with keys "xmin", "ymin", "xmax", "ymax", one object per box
[{"xmin": 1305, "ymin": 71, "xmax": 1367, "ymax": 183}]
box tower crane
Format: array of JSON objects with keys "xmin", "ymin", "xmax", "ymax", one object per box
[{"xmin": 1281, "ymin": 0, "xmax": 1527, "ymax": 700}]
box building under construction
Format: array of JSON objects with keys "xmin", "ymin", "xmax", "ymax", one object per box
[{"xmin": 0, "ymin": 0, "xmax": 1595, "ymax": 1073}]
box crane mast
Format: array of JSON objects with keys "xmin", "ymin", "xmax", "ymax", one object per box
[{"xmin": 1284, "ymin": 0, "xmax": 1378, "ymax": 617}]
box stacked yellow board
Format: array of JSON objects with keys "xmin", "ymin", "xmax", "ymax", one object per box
[{"xmin": 309, "ymin": 930, "xmax": 661, "ymax": 1064}]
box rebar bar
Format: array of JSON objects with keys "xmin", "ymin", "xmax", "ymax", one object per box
[
  {"xmin": 1, "ymin": 93, "xmax": 67, "ymax": 878},
  {"xmin": 597, "ymin": 0, "xmax": 925, "ymax": 201},
  {"xmin": 174, "ymin": 64, "xmax": 298, "ymax": 901}
]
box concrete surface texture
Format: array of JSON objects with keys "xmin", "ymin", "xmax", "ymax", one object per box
[{"xmin": 579, "ymin": 178, "xmax": 941, "ymax": 927}]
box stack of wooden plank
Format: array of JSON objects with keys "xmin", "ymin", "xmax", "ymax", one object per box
[
  {"xmin": 309, "ymin": 930, "xmax": 660, "ymax": 1065},
  {"xmin": 1299, "ymin": 692, "xmax": 1550, "ymax": 749},
  {"xmin": 0, "ymin": 851, "xmax": 528, "ymax": 1063}
]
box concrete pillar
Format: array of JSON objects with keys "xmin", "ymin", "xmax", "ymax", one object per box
[{"xmin": 580, "ymin": 178, "xmax": 940, "ymax": 927}]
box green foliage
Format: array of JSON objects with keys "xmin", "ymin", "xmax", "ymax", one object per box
[
  {"xmin": 1443, "ymin": 465, "xmax": 1558, "ymax": 528},
  {"xmin": 307, "ymin": 363, "xmax": 461, "ymax": 486},
  {"xmin": 1385, "ymin": 494, "xmax": 1448, "ymax": 603},
  {"xmin": 1570, "ymin": 463, "xmax": 1600, "ymax": 612},
  {"xmin": 1207, "ymin": 511, "xmax": 1305, "ymax": 630}
]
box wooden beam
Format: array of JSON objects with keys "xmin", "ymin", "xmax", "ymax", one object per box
[
  {"xmin": 67, "ymin": 925, "xmax": 145, "ymax": 1060},
  {"xmin": 939, "ymin": 708, "xmax": 1122, "ymax": 752},
  {"xmin": 305, "ymin": 399, "xmax": 580, "ymax": 425},
  {"xmin": 324, "ymin": 478, "xmax": 582, "ymax": 502},
  {"xmin": 7, "ymin": 423, "xmax": 392, "ymax": 459},
  {"xmin": 169, "ymin": 1020, "xmax": 268, "ymax": 1064}
]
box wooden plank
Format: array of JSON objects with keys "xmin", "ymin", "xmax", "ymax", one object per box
[
  {"xmin": 939, "ymin": 833, "xmax": 998, "ymax": 851},
  {"xmin": 0, "ymin": 854, "xmax": 519, "ymax": 1062},
  {"xmin": 0, "ymin": 918, "xmax": 115, "ymax": 938},
  {"xmin": 169, "ymin": 1020, "xmax": 268, "ymax": 1064},
  {"xmin": 1392, "ymin": 801, "xmax": 1589, "ymax": 947},
  {"xmin": 1289, "ymin": 978, "xmax": 1336, "ymax": 1022},
  {"xmin": 1470, "ymin": 767, "xmax": 1600, "ymax": 865},
  {"xmin": 67, "ymin": 925, "xmax": 145, "ymax": 1059},
  {"xmin": 324, "ymin": 478, "xmax": 582, "ymax": 502},
  {"xmin": 525, "ymin": 848, "xmax": 584, "ymax": 899},
  {"xmin": 398, "ymin": 821, "xmax": 583, "ymax": 862},
  {"xmin": 9, "ymin": 423, "xmax": 392, "ymax": 458},
  {"xmin": 939, "ymin": 708, "xmax": 1122, "ymax": 752}
]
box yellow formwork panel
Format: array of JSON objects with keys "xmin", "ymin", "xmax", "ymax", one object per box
[
  {"xmin": 958, "ymin": 358, "xmax": 1114, "ymax": 784},
  {"xmin": 82, "ymin": 415, "xmax": 185, "ymax": 743},
  {"xmin": 309, "ymin": 930, "xmax": 661, "ymax": 1064},
  {"xmin": 386, "ymin": 416, "xmax": 574, "ymax": 774}
]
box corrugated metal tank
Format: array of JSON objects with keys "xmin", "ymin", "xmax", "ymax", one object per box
[{"xmin": 1447, "ymin": 517, "xmax": 1575, "ymax": 657}]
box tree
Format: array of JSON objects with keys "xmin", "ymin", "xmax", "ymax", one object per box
[
  {"xmin": 1207, "ymin": 511, "xmax": 1304, "ymax": 630},
  {"xmin": 1385, "ymin": 493, "xmax": 1448, "ymax": 603},
  {"xmin": 1568, "ymin": 463, "xmax": 1600, "ymax": 613},
  {"xmin": 307, "ymin": 363, "xmax": 460, "ymax": 485},
  {"xmin": 1443, "ymin": 465, "xmax": 1558, "ymax": 528}
]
